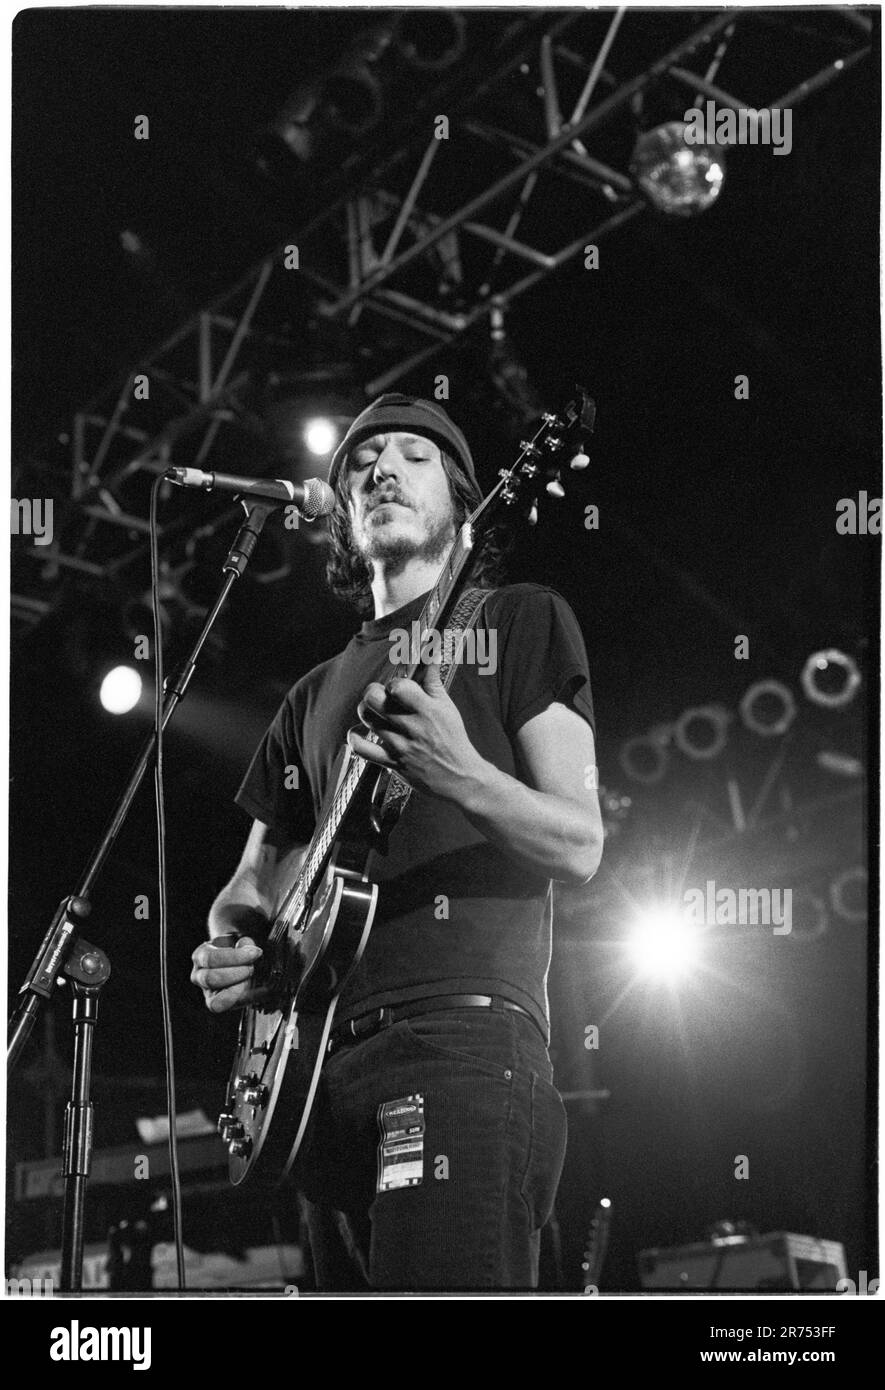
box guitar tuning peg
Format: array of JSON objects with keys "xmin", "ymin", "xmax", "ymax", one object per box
[
  {"xmin": 570, "ymin": 450, "xmax": 590, "ymax": 471},
  {"xmin": 545, "ymin": 473, "xmax": 565, "ymax": 499},
  {"xmin": 527, "ymin": 501, "xmax": 539, "ymax": 526}
]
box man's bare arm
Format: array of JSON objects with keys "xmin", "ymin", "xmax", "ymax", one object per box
[
  {"xmin": 192, "ymin": 821, "xmax": 306, "ymax": 1012},
  {"xmin": 350, "ymin": 665, "xmax": 603, "ymax": 886},
  {"xmin": 208, "ymin": 820, "xmax": 306, "ymax": 939},
  {"xmin": 455, "ymin": 702, "xmax": 603, "ymax": 886}
]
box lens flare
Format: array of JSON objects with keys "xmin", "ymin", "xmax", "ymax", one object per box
[{"xmin": 626, "ymin": 905, "xmax": 703, "ymax": 982}]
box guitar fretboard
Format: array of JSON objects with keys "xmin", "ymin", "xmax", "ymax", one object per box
[{"xmin": 271, "ymin": 521, "xmax": 477, "ymax": 941}]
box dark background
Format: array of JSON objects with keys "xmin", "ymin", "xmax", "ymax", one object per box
[{"xmin": 8, "ymin": 7, "xmax": 879, "ymax": 1290}]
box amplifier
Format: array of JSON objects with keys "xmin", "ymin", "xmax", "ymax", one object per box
[{"xmin": 639, "ymin": 1232, "xmax": 847, "ymax": 1291}]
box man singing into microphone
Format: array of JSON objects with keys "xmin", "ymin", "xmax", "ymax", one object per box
[{"xmin": 190, "ymin": 395, "xmax": 602, "ymax": 1291}]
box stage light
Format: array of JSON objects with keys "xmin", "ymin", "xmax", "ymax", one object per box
[
  {"xmin": 801, "ymin": 648, "xmax": 861, "ymax": 709},
  {"xmin": 631, "ymin": 122, "xmax": 725, "ymax": 217},
  {"xmin": 321, "ymin": 64, "xmax": 384, "ymax": 136},
  {"xmin": 739, "ymin": 680, "xmax": 796, "ymax": 737},
  {"xmin": 394, "ymin": 12, "xmax": 466, "ymax": 70},
  {"xmin": 619, "ymin": 731, "xmax": 669, "ymax": 784},
  {"xmin": 303, "ymin": 417, "xmax": 339, "ymax": 457},
  {"xmin": 263, "ymin": 24, "xmax": 394, "ymax": 170},
  {"xmin": 626, "ymin": 906, "xmax": 703, "ymax": 982},
  {"xmin": 830, "ymin": 866, "xmax": 867, "ymax": 923},
  {"xmin": 674, "ymin": 704, "xmax": 731, "ymax": 761},
  {"xmin": 100, "ymin": 665, "xmax": 143, "ymax": 715}
]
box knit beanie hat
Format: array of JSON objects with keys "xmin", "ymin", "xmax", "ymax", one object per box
[{"xmin": 328, "ymin": 394, "xmax": 478, "ymax": 492}]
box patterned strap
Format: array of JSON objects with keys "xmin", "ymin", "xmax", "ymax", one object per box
[{"xmin": 378, "ymin": 587, "xmax": 493, "ymax": 823}]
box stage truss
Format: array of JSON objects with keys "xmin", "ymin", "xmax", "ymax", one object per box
[{"xmin": 12, "ymin": 7, "xmax": 872, "ymax": 633}]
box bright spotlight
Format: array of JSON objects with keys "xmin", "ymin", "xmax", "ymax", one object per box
[
  {"xmin": 626, "ymin": 905, "xmax": 703, "ymax": 982},
  {"xmin": 303, "ymin": 417, "xmax": 338, "ymax": 456},
  {"xmin": 100, "ymin": 665, "xmax": 143, "ymax": 715}
]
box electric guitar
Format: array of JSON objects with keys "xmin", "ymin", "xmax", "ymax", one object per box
[{"xmin": 217, "ymin": 388, "xmax": 596, "ymax": 1185}]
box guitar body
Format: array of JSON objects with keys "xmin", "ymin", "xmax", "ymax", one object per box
[{"xmin": 223, "ymin": 798, "xmax": 379, "ymax": 1186}]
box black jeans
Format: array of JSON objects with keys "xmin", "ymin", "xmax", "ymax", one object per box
[{"xmin": 295, "ymin": 1004, "xmax": 568, "ymax": 1292}]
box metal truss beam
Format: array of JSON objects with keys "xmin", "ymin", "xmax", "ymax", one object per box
[{"xmin": 13, "ymin": 8, "xmax": 872, "ymax": 633}]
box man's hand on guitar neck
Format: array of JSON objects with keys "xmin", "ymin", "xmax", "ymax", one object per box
[
  {"xmin": 350, "ymin": 658, "xmax": 486, "ymax": 800},
  {"xmin": 349, "ymin": 661, "xmax": 603, "ymax": 886}
]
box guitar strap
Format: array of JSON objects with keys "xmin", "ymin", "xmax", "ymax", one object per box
[{"xmin": 377, "ymin": 586, "xmax": 495, "ymax": 824}]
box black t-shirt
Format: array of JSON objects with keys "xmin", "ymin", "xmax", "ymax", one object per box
[{"xmin": 234, "ymin": 582, "xmax": 596, "ymax": 1039}]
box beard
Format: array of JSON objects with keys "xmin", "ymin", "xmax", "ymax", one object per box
[{"xmin": 356, "ymin": 499, "xmax": 456, "ymax": 577}]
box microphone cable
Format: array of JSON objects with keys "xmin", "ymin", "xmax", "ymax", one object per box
[{"xmin": 150, "ymin": 476, "xmax": 186, "ymax": 1290}]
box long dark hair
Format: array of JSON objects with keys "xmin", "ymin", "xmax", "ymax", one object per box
[{"xmin": 326, "ymin": 450, "xmax": 509, "ymax": 615}]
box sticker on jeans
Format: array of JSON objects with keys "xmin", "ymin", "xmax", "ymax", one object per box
[{"xmin": 377, "ymin": 1093, "xmax": 425, "ymax": 1192}]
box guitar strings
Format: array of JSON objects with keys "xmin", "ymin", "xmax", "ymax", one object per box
[{"xmin": 264, "ymin": 430, "xmax": 550, "ymax": 946}]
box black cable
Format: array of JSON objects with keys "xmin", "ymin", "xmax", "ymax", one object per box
[{"xmin": 150, "ymin": 477, "xmax": 186, "ymax": 1290}]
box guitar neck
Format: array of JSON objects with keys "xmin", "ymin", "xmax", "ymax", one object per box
[
  {"xmin": 266, "ymin": 383, "xmax": 592, "ymax": 937},
  {"xmin": 276, "ymin": 521, "xmax": 481, "ymax": 930}
]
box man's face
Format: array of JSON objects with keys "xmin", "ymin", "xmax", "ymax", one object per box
[{"xmin": 346, "ymin": 431, "xmax": 457, "ymax": 570}]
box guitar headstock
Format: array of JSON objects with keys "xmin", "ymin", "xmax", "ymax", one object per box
[{"xmin": 494, "ymin": 385, "xmax": 596, "ymax": 527}]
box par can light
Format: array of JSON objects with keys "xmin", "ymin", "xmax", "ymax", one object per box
[
  {"xmin": 801, "ymin": 649, "xmax": 861, "ymax": 709},
  {"xmin": 619, "ymin": 733, "xmax": 669, "ymax": 785},
  {"xmin": 673, "ymin": 704, "xmax": 731, "ymax": 761},
  {"xmin": 829, "ymin": 866, "xmax": 867, "ymax": 923},
  {"xmin": 739, "ymin": 680, "xmax": 796, "ymax": 737}
]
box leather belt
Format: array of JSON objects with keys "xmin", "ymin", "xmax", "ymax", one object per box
[{"xmin": 327, "ymin": 993, "xmax": 542, "ymax": 1054}]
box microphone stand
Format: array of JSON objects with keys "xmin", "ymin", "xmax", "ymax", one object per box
[{"xmin": 7, "ymin": 497, "xmax": 281, "ymax": 1291}]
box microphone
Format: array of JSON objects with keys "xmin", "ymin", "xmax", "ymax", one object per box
[{"xmin": 165, "ymin": 467, "xmax": 335, "ymax": 520}]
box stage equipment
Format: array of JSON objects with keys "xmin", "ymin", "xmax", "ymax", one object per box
[
  {"xmin": 99, "ymin": 665, "xmax": 142, "ymax": 715},
  {"xmin": 263, "ymin": 19, "xmax": 396, "ymax": 166},
  {"xmin": 739, "ymin": 680, "xmax": 797, "ymax": 737},
  {"xmin": 626, "ymin": 906, "xmax": 703, "ymax": 983},
  {"xmin": 12, "ymin": 1240, "xmax": 304, "ymax": 1294},
  {"xmin": 639, "ymin": 1231, "xmax": 847, "ymax": 1290},
  {"xmin": 829, "ymin": 865, "xmax": 867, "ymax": 924},
  {"xmin": 14, "ymin": 12, "xmax": 870, "ymax": 633},
  {"xmin": 394, "ymin": 12, "xmax": 466, "ymax": 71},
  {"xmin": 7, "ymin": 489, "xmax": 321, "ymax": 1290},
  {"xmin": 581, "ymin": 1197, "xmax": 613, "ymax": 1291},
  {"xmin": 630, "ymin": 121, "xmax": 725, "ymax": 217},
  {"xmin": 673, "ymin": 703, "xmax": 731, "ymax": 760},
  {"xmin": 303, "ymin": 417, "xmax": 338, "ymax": 456},
  {"xmin": 15, "ymin": 1130, "xmax": 228, "ymax": 1202},
  {"xmin": 801, "ymin": 648, "xmax": 862, "ymax": 709},
  {"xmin": 619, "ymin": 730, "xmax": 669, "ymax": 785}
]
